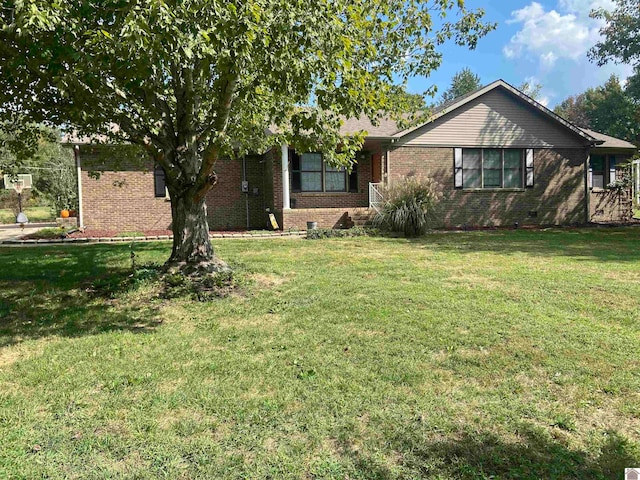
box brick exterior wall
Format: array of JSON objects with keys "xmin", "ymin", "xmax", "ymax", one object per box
[
  {"xmin": 590, "ymin": 189, "xmax": 633, "ymax": 223},
  {"xmin": 388, "ymin": 146, "xmax": 588, "ymax": 227},
  {"xmin": 283, "ymin": 207, "xmax": 371, "ymax": 230},
  {"xmin": 80, "ymin": 147, "xmax": 172, "ymax": 231},
  {"xmin": 80, "ymin": 147, "xmax": 270, "ymax": 232},
  {"xmin": 80, "ymin": 143, "xmax": 596, "ymax": 232},
  {"xmin": 205, "ymin": 155, "xmax": 271, "ymax": 230}
]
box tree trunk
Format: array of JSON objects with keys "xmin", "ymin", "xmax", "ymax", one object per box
[{"xmin": 166, "ymin": 188, "xmax": 230, "ymax": 272}]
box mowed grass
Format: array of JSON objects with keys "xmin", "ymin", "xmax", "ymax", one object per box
[
  {"xmin": 0, "ymin": 229, "xmax": 639, "ymax": 479},
  {"xmin": 0, "ymin": 206, "xmax": 55, "ymax": 224}
]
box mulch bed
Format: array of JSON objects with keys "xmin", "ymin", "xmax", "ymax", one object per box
[
  {"xmin": 68, "ymin": 229, "xmax": 256, "ymax": 239},
  {"xmin": 70, "ymin": 229, "xmax": 171, "ymax": 238}
]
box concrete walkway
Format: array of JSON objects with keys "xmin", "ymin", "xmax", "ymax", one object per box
[{"xmin": 0, "ymin": 223, "xmax": 56, "ymax": 242}]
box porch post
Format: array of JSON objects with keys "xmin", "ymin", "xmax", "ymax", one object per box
[{"xmin": 281, "ymin": 143, "xmax": 291, "ymax": 210}]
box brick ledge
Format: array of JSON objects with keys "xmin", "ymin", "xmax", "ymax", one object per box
[{"xmin": 1, "ymin": 231, "xmax": 306, "ymax": 245}]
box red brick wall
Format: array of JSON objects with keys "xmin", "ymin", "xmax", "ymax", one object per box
[
  {"xmin": 283, "ymin": 207, "xmax": 371, "ymax": 229},
  {"xmin": 80, "ymin": 147, "xmax": 270, "ymax": 232},
  {"xmin": 388, "ymin": 146, "xmax": 588, "ymax": 227},
  {"xmin": 204, "ymin": 156, "xmax": 270, "ymax": 230},
  {"xmin": 80, "ymin": 147, "xmax": 172, "ymax": 232}
]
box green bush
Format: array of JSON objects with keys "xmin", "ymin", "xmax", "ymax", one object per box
[
  {"xmin": 306, "ymin": 226, "xmax": 380, "ymax": 240},
  {"xmin": 373, "ymin": 176, "xmax": 442, "ymax": 237}
]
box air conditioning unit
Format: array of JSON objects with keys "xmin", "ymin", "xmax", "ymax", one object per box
[{"xmin": 3, "ymin": 174, "xmax": 33, "ymax": 190}]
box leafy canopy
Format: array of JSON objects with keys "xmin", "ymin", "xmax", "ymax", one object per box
[
  {"xmin": 590, "ymin": 0, "xmax": 640, "ymax": 68},
  {"xmin": 0, "ymin": 0, "xmax": 495, "ymax": 184},
  {"xmin": 554, "ymin": 75, "xmax": 639, "ymax": 143}
]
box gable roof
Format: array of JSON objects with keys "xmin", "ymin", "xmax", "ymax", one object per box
[{"xmin": 391, "ymin": 80, "xmax": 600, "ymax": 145}]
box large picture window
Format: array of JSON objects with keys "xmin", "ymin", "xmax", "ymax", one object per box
[
  {"xmin": 291, "ymin": 152, "xmax": 350, "ymax": 193},
  {"xmin": 460, "ymin": 149, "xmax": 524, "ymax": 189}
]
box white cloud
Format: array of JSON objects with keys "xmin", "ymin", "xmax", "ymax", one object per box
[
  {"xmin": 503, "ymin": 0, "xmax": 633, "ymax": 106},
  {"xmin": 503, "ymin": 2, "xmax": 603, "ymax": 69},
  {"xmin": 558, "ymin": 0, "xmax": 614, "ymax": 14},
  {"xmin": 540, "ymin": 51, "xmax": 558, "ymax": 68}
]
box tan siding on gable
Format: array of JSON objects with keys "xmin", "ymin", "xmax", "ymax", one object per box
[{"xmin": 398, "ymin": 89, "xmax": 586, "ymax": 148}]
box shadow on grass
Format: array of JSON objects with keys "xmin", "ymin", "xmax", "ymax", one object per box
[
  {"xmin": 0, "ymin": 244, "xmax": 168, "ymax": 348},
  {"xmin": 344, "ymin": 427, "xmax": 639, "ymax": 479},
  {"xmin": 395, "ymin": 227, "xmax": 640, "ymax": 263}
]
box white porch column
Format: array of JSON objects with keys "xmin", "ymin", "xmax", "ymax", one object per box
[{"xmin": 281, "ymin": 143, "xmax": 291, "ymax": 210}]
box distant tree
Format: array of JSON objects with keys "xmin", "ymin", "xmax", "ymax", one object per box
[
  {"xmin": 519, "ymin": 81, "xmax": 543, "ymax": 101},
  {"xmin": 0, "ymin": 125, "xmax": 77, "ymax": 215},
  {"xmin": 440, "ymin": 68, "xmax": 482, "ymax": 104},
  {"xmin": 554, "ymin": 76, "xmax": 638, "ymax": 143},
  {"xmin": 32, "ymin": 144, "xmax": 78, "ymax": 215},
  {"xmin": 583, "ymin": 75, "xmax": 638, "ymax": 142},
  {"xmin": 554, "ymin": 94, "xmax": 591, "ymax": 128},
  {"xmin": 588, "ymin": 0, "xmax": 640, "ymax": 145}
]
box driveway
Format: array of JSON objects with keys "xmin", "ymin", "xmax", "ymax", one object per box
[{"xmin": 0, "ymin": 223, "xmax": 55, "ymax": 242}]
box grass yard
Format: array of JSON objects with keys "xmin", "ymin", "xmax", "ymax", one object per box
[
  {"xmin": 0, "ymin": 229, "xmax": 639, "ymax": 479},
  {"xmin": 0, "ymin": 206, "xmax": 55, "ymax": 224}
]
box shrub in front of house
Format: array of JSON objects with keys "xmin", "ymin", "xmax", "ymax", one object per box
[
  {"xmin": 306, "ymin": 226, "xmax": 381, "ymax": 240},
  {"xmin": 373, "ymin": 176, "xmax": 442, "ymax": 237}
]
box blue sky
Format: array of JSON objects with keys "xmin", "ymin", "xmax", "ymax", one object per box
[{"xmin": 408, "ymin": 0, "xmax": 634, "ymax": 108}]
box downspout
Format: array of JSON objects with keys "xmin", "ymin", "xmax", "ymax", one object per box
[
  {"xmin": 243, "ymin": 155, "xmax": 250, "ymax": 230},
  {"xmin": 585, "ymin": 146, "xmax": 591, "ymax": 225},
  {"xmin": 74, "ymin": 145, "xmax": 84, "ymax": 229}
]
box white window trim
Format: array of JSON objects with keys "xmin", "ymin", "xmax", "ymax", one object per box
[
  {"xmin": 293, "ymin": 152, "xmax": 348, "ymax": 193},
  {"xmin": 458, "ymin": 148, "xmax": 527, "ymax": 190}
]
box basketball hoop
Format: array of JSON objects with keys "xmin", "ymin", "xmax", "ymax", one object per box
[{"xmin": 12, "ymin": 181, "xmax": 24, "ymax": 195}]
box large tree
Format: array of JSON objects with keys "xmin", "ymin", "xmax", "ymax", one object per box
[
  {"xmin": 439, "ymin": 67, "xmax": 482, "ymax": 105},
  {"xmin": 554, "ymin": 76, "xmax": 638, "ymax": 143},
  {"xmin": 0, "ymin": 1, "xmax": 494, "ymax": 270},
  {"xmin": 588, "ymin": 0, "xmax": 640, "ymax": 144},
  {"xmin": 590, "ymin": 0, "xmax": 640, "ymax": 68}
]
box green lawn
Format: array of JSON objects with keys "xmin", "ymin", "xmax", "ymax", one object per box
[
  {"xmin": 1, "ymin": 230, "xmax": 639, "ymax": 479},
  {"xmin": 0, "ymin": 206, "xmax": 55, "ymax": 224}
]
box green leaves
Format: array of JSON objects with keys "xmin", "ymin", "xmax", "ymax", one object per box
[
  {"xmin": 0, "ymin": 0, "xmax": 495, "ymax": 178},
  {"xmin": 554, "ymin": 75, "xmax": 640, "ymax": 143},
  {"xmin": 590, "ymin": 0, "xmax": 640, "ymax": 67}
]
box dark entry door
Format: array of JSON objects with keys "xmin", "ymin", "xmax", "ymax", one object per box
[{"xmin": 371, "ymin": 153, "xmax": 382, "ymax": 183}]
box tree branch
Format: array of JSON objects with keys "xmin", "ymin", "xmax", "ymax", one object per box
[{"xmin": 193, "ymin": 72, "xmax": 238, "ymax": 203}]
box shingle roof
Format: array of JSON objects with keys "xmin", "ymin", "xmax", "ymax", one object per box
[
  {"xmin": 339, "ymin": 115, "xmax": 400, "ymax": 137},
  {"xmin": 580, "ymin": 128, "xmax": 637, "ymax": 150}
]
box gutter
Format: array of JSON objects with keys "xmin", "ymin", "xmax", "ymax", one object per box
[{"xmin": 74, "ymin": 145, "xmax": 84, "ymax": 229}]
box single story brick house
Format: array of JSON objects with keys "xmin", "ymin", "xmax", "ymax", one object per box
[{"xmin": 72, "ymin": 80, "xmax": 637, "ymax": 232}]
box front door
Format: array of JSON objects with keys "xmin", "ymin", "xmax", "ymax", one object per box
[{"xmin": 371, "ymin": 153, "xmax": 382, "ymax": 183}]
